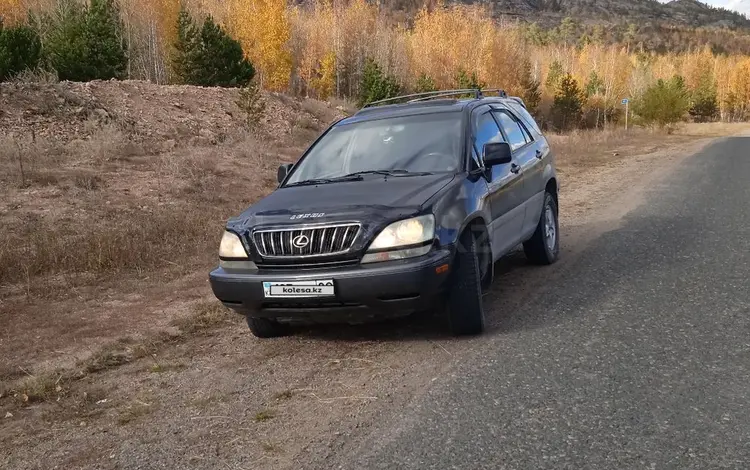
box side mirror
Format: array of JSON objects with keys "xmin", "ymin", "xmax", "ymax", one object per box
[
  {"xmin": 482, "ymin": 142, "xmax": 512, "ymax": 167},
  {"xmin": 277, "ymin": 163, "xmax": 293, "ymax": 183}
]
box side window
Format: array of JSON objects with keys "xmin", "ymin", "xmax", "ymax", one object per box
[
  {"xmin": 506, "ymin": 102, "xmax": 542, "ymax": 135},
  {"xmin": 473, "ymin": 111, "xmax": 504, "ymax": 155},
  {"xmin": 494, "ymin": 111, "xmax": 528, "ymax": 151}
]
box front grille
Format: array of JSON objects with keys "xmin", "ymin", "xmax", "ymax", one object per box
[{"xmin": 253, "ymin": 223, "xmax": 361, "ymax": 258}]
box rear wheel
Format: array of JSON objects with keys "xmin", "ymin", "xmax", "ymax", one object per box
[
  {"xmin": 246, "ymin": 316, "xmax": 289, "ymax": 338},
  {"xmin": 447, "ymin": 230, "xmax": 485, "ymax": 336},
  {"xmin": 523, "ymin": 191, "xmax": 559, "ymax": 265}
]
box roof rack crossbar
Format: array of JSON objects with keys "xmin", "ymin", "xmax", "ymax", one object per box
[
  {"xmin": 362, "ymin": 88, "xmax": 508, "ymax": 109},
  {"xmin": 363, "ymin": 89, "xmax": 478, "ymax": 108}
]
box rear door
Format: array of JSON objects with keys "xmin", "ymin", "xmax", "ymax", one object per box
[
  {"xmin": 492, "ymin": 108, "xmax": 545, "ymax": 238},
  {"xmin": 471, "ymin": 106, "xmax": 525, "ymax": 259}
]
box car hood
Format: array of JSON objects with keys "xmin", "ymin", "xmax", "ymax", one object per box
[{"xmin": 227, "ymin": 173, "xmax": 456, "ymax": 231}]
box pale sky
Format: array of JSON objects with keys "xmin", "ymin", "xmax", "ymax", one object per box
[{"xmin": 659, "ymin": 0, "xmax": 750, "ymax": 15}]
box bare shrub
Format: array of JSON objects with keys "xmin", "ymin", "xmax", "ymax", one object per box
[
  {"xmin": 73, "ymin": 172, "xmax": 104, "ymax": 191},
  {"xmin": 74, "ymin": 124, "xmax": 144, "ymax": 163},
  {"xmin": 11, "ymin": 68, "xmax": 59, "ymax": 85},
  {"xmin": 236, "ymin": 80, "xmax": 266, "ymax": 128},
  {"xmin": 0, "ymin": 134, "xmax": 67, "ymax": 187},
  {"xmin": 295, "ymin": 115, "xmax": 318, "ymax": 130},
  {"xmin": 328, "ymin": 97, "xmax": 358, "ymax": 116},
  {"xmin": 299, "ymin": 99, "xmax": 332, "ymax": 121}
]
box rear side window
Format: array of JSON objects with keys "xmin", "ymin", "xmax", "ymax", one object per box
[
  {"xmin": 493, "ymin": 111, "xmax": 528, "ymax": 151},
  {"xmin": 506, "ymin": 102, "xmax": 542, "ymax": 135}
]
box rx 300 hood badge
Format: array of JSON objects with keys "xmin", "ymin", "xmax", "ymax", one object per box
[{"xmin": 290, "ymin": 213, "xmax": 326, "ymax": 220}]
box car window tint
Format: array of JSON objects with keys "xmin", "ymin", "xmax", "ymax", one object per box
[
  {"xmin": 473, "ymin": 111, "xmax": 503, "ymax": 153},
  {"xmin": 506, "ymin": 102, "xmax": 542, "ymax": 135},
  {"xmin": 494, "ymin": 111, "xmax": 528, "ymax": 151}
]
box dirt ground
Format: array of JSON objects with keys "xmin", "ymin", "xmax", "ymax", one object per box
[{"xmin": 1, "ymin": 81, "xmax": 748, "ymax": 469}]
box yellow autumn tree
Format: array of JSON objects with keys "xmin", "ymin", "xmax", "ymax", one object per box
[
  {"xmin": 730, "ymin": 58, "xmax": 750, "ymax": 118},
  {"xmin": 229, "ymin": 0, "xmax": 292, "ymax": 91},
  {"xmin": 0, "ymin": 0, "xmax": 23, "ymax": 24},
  {"xmin": 311, "ymin": 50, "xmax": 336, "ymax": 99},
  {"xmin": 292, "ymin": 0, "xmax": 335, "ymax": 97},
  {"xmin": 409, "ymin": 5, "xmax": 525, "ymax": 90}
]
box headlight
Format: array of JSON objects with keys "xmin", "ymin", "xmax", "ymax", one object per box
[
  {"xmin": 219, "ymin": 231, "xmax": 248, "ymax": 259},
  {"xmin": 362, "ymin": 215, "xmax": 435, "ymax": 264},
  {"xmin": 368, "ymin": 215, "xmax": 435, "ymax": 251}
]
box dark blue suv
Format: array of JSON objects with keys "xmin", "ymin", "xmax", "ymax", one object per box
[{"xmin": 209, "ymin": 89, "xmax": 559, "ymax": 337}]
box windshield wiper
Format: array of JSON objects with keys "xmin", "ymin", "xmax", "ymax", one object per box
[
  {"xmin": 341, "ymin": 170, "xmax": 432, "ymax": 178},
  {"xmin": 285, "ymin": 175, "xmax": 363, "ymax": 187},
  {"xmin": 286, "ymin": 170, "xmax": 431, "ymax": 187}
]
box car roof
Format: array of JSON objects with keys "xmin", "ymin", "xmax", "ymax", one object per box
[{"xmin": 338, "ymin": 97, "xmax": 516, "ymax": 126}]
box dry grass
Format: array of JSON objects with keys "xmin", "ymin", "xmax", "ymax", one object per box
[
  {"xmin": 13, "ymin": 373, "xmax": 68, "ymax": 403},
  {"xmin": 170, "ymin": 301, "xmax": 235, "ymax": 335},
  {"xmin": 254, "ymin": 409, "xmax": 276, "ymax": 422},
  {"xmin": 0, "ymin": 206, "xmax": 218, "ymax": 286},
  {"xmin": 328, "ymin": 97, "xmax": 358, "ymax": 116},
  {"xmin": 549, "ymin": 123, "xmax": 750, "ymax": 174},
  {"xmin": 74, "ymin": 125, "xmax": 146, "ymax": 163},
  {"xmin": 0, "ymin": 134, "xmax": 68, "ymax": 187},
  {"xmin": 548, "ymin": 126, "xmax": 670, "ymax": 172},
  {"xmin": 117, "ymin": 400, "xmax": 156, "ymax": 425},
  {"xmin": 674, "ymin": 122, "xmax": 750, "ymax": 137}
]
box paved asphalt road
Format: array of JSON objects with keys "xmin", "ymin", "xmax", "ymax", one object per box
[{"xmin": 340, "ymin": 137, "xmax": 750, "ymax": 469}]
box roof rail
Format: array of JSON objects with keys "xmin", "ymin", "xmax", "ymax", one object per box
[{"xmin": 362, "ymin": 88, "xmax": 507, "ymax": 108}]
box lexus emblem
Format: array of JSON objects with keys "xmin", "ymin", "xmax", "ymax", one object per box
[{"xmin": 292, "ymin": 235, "xmax": 310, "ymax": 249}]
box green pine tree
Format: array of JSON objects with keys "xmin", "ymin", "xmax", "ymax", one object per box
[
  {"xmin": 171, "ymin": 10, "xmax": 254, "ymax": 87},
  {"xmin": 455, "ymin": 68, "xmax": 484, "ymax": 91},
  {"xmin": 689, "ymin": 77, "xmax": 718, "ymax": 123},
  {"xmin": 551, "ymin": 74, "xmax": 585, "ymax": 131},
  {"xmin": 545, "ymin": 60, "xmax": 564, "ymax": 94},
  {"xmin": 519, "ymin": 61, "xmax": 541, "ymax": 115},
  {"xmin": 414, "ymin": 73, "xmax": 437, "ymax": 93},
  {"xmin": 358, "ymin": 58, "xmax": 401, "ymax": 107},
  {"xmin": 584, "ymin": 71, "xmax": 605, "ymax": 97},
  {"xmin": 40, "ymin": 0, "xmax": 127, "ymax": 81},
  {"xmin": 83, "ymin": 0, "xmax": 127, "ymax": 80},
  {"xmin": 171, "ymin": 8, "xmax": 201, "ymax": 84},
  {"xmin": 0, "ymin": 22, "xmax": 43, "ymax": 81},
  {"xmin": 632, "ymin": 75, "xmax": 690, "ymax": 128},
  {"xmin": 42, "ymin": 0, "xmax": 89, "ymax": 81}
]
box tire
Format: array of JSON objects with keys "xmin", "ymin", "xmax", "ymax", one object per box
[
  {"xmin": 246, "ymin": 316, "xmax": 289, "ymax": 338},
  {"xmin": 447, "ymin": 230, "xmax": 485, "ymax": 336},
  {"xmin": 523, "ymin": 191, "xmax": 560, "ymax": 265}
]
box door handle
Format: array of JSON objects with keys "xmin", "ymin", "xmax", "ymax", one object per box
[
  {"xmin": 510, "ymin": 163, "xmax": 520, "ymax": 174},
  {"xmin": 535, "ymin": 150, "xmax": 543, "ymax": 159}
]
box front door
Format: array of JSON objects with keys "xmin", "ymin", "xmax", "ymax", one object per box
[
  {"xmin": 493, "ymin": 108, "xmax": 545, "ymax": 238},
  {"xmin": 472, "ymin": 107, "xmax": 525, "ymax": 259}
]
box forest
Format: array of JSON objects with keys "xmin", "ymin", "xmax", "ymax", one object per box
[{"xmin": 2, "ymin": 0, "xmax": 750, "ymax": 128}]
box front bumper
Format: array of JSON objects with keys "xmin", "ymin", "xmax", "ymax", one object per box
[{"xmin": 209, "ymin": 249, "xmax": 453, "ymax": 323}]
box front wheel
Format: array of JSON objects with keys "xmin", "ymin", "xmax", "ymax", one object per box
[
  {"xmin": 523, "ymin": 191, "xmax": 560, "ymax": 265},
  {"xmin": 447, "ymin": 230, "xmax": 485, "ymax": 336}
]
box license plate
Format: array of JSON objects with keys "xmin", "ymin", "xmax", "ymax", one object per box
[{"xmin": 262, "ymin": 280, "xmax": 335, "ymax": 298}]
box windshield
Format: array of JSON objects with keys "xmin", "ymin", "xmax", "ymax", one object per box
[{"xmin": 285, "ymin": 112, "xmax": 463, "ymax": 185}]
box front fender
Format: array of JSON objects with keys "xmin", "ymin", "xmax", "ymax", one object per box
[{"xmin": 429, "ymin": 176, "xmax": 491, "ymax": 247}]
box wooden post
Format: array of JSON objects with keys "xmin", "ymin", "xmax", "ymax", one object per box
[{"xmin": 625, "ymin": 100, "xmax": 629, "ymax": 131}]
